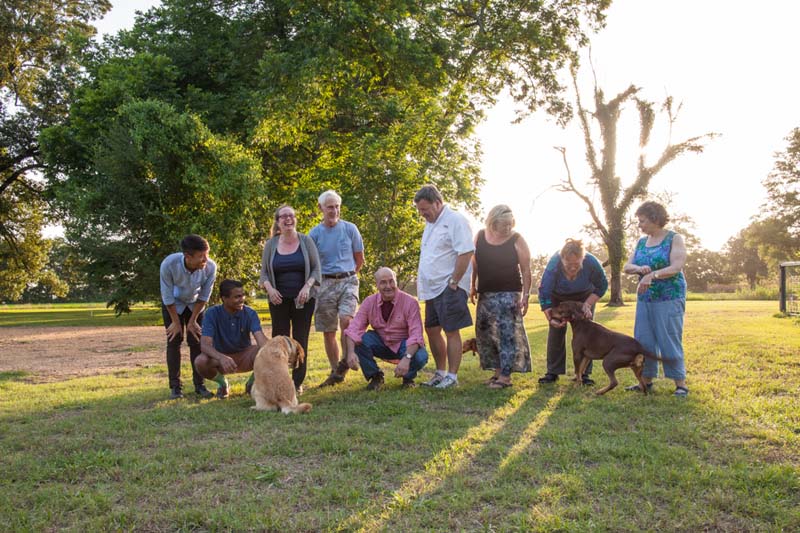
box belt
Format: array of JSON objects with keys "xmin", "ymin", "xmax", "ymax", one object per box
[{"xmin": 323, "ymin": 271, "xmax": 356, "ymax": 280}]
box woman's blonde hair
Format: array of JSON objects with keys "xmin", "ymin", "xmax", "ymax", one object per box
[
  {"xmin": 560, "ymin": 238, "xmax": 585, "ymax": 259},
  {"xmin": 271, "ymin": 204, "xmax": 295, "ymax": 237},
  {"xmin": 485, "ymin": 204, "xmax": 515, "ymax": 233}
]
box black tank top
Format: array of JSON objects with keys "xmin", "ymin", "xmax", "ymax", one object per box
[{"xmin": 475, "ymin": 230, "xmax": 522, "ymax": 293}]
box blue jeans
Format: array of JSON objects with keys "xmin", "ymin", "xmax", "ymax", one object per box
[
  {"xmin": 634, "ymin": 299, "xmax": 686, "ymax": 380},
  {"xmin": 354, "ymin": 331, "xmax": 428, "ymax": 381}
]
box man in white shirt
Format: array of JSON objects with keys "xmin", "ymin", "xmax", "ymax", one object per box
[{"xmin": 414, "ymin": 184, "xmax": 474, "ymax": 389}]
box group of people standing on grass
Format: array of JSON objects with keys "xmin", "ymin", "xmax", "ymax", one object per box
[{"xmin": 159, "ymin": 182, "xmax": 689, "ymax": 400}]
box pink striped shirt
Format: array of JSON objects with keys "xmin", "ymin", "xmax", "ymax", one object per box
[{"xmin": 343, "ymin": 290, "xmax": 425, "ymax": 353}]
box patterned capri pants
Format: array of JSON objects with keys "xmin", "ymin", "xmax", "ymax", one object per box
[{"xmin": 475, "ymin": 291, "xmax": 531, "ymax": 377}]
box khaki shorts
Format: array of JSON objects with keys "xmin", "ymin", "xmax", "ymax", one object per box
[{"xmin": 314, "ymin": 275, "xmax": 360, "ymax": 332}]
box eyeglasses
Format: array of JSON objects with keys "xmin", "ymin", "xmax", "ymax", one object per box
[{"xmin": 278, "ymin": 214, "xmax": 296, "ymax": 220}]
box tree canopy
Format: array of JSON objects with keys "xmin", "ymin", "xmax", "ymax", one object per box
[
  {"xmin": 0, "ymin": 0, "xmax": 111, "ymax": 301},
  {"xmin": 41, "ymin": 0, "xmax": 609, "ymax": 309}
]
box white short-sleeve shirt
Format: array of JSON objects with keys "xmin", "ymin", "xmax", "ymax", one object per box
[{"xmin": 417, "ymin": 205, "xmax": 474, "ymax": 301}]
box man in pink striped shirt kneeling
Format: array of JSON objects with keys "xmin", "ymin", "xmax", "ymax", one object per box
[{"xmin": 343, "ymin": 267, "xmax": 428, "ymax": 391}]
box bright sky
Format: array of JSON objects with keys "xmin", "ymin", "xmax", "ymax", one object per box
[
  {"xmin": 96, "ymin": 1, "xmax": 800, "ymax": 255},
  {"xmin": 477, "ymin": 0, "xmax": 800, "ymax": 255}
]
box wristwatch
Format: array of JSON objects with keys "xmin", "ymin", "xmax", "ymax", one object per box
[
  {"xmin": 448, "ymin": 276, "xmax": 458, "ymax": 286},
  {"xmin": 404, "ymin": 353, "xmax": 413, "ymax": 360}
]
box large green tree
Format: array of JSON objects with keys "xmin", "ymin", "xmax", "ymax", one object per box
[
  {"xmin": 43, "ymin": 99, "xmax": 266, "ymax": 313},
  {"xmin": 0, "ymin": 0, "xmax": 110, "ymax": 300},
  {"xmin": 44, "ymin": 0, "xmax": 609, "ymax": 307}
]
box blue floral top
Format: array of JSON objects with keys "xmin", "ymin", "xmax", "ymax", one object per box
[{"xmin": 633, "ymin": 231, "xmax": 686, "ymax": 302}]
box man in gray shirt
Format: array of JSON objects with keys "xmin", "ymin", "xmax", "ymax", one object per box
[
  {"xmin": 309, "ymin": 190, "xmax": 365, "ymax": 387},
  {"xmin": 159, "ymin": 234, "xmax": 217, "ymax": 399}
]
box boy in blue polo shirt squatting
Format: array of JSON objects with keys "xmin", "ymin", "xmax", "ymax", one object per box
[{"xmin": 195, "ymin": 279, "xmax": 268, "ymax": 398}]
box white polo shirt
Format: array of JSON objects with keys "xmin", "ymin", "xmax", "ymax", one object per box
[{"xmin": 417, "ymin": 205, "xmax": 474, "ymax": 301}]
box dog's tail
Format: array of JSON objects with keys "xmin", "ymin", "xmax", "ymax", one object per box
[
  {"xmin": 281, "ymin": 402, "xmax": 312, "ymax": 414},
  {"xmin": 640, "ymin": 349, "xmax": 664, "ymax": 362}
]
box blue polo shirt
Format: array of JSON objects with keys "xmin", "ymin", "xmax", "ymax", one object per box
[
  {"xmin": 308, "ymin": 220, "xmax": 363, "ymax": 274},
  {"xmin": 201, "ymin": 304, "xmax": 262, "ymax": 354}
]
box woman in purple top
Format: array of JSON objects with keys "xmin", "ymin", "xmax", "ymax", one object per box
[{"xmin": 623, "ymin": 201, "xmax": 689, "ymax": 396}]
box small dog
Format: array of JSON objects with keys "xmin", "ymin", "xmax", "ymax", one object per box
[
  {"xmin": 462, "ymin": 338, "xmax": 478, "ymax": 355},
  {"xmin": 251, "ymin": 336, "xmax": 311, "ymax": 414},
  {"xmin": 550, "ymin": 301, "xmax": 663, "ymax": 395}
]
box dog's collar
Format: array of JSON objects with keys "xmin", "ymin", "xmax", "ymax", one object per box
[{"xmin": 282, "ymin": 336, "xmax": 293, "ymax": 353}]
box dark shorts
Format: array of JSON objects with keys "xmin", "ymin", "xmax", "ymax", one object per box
[{"xmin": 425, "ymin": 287, "xmax": 472, "ymax": 332}]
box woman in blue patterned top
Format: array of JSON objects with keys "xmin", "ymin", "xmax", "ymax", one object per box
[
  {"xmin": 623, "ymin": 201, "xmax": 689, "ymax": 396},
  {"xmin": 537, "ymin": 239, "xmax": 608, "ymax": 385}
]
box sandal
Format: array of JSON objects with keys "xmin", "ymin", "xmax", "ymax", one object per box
[
  {"xmin": 483, "ymin": 376, "xmax": 499, "ymax": 385},
  {"xmin": 625, "ymin": 382, "xmax": 653, "ymax": 392},
  {"xmin": 488, "ymin": 380, "xmax": 512, "ymax": 389},
  {"xmin": 673, "ymin": 386, "xmax": 689, "ymax": 397}
]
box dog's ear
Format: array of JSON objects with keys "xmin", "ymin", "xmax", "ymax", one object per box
[{"xmin": 291, "ymin": 339, "xmax": 305, "ymax": 368}]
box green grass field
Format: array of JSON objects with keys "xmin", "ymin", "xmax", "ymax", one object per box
[{"xmin": 1, "ymin": 301, "xmax": 798, "ymax": 531}]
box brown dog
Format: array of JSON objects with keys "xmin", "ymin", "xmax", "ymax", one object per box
[
  {"xmin": 462, "ymin": 338, "xmax": 477, "ymax": 355},
  {"xmin": 251, "ymin": 336, "xmax": 311, "ymax": 414},
  {"xmin": 549, "ymin": 301, "xmax": 662, "ymax": 395}
]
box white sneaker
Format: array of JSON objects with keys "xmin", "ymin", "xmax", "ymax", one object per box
[
  {"xmin": 422, "ymin": 374, "xmax": 445, "ymax": 387},
  {"xmin": 434, "ymin": 375, "xmax": 458, "ymax": 389}
]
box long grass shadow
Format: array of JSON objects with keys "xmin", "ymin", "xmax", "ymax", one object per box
[{"xmin": 332, "ymin": 384, "xmax": 562, "ymax": 531}]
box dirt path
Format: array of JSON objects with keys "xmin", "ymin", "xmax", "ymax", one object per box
[{"xmin": 0, "ymin": 326, "xmax": 168, "ymax": 382}]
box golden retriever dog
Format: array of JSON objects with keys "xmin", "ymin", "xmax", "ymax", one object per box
[{"xmin": 251, "ymin": 336, "xmax": 311, "ymax": 414}]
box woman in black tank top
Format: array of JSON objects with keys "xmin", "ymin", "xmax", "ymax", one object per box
[{"xmin": 469, "ymin": 205, "xmax": 532, "ymax": 388}]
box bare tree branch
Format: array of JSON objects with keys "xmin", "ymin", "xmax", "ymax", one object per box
[
  {"xmin": 554, "ymin": 146, "xmax": 608, "ymax": 241},
  {"xmin": 0, "ymin": 163, "xmax": 43, "ymax": 195},
  {"xmin": 570, "ymin": 66, "xmax": 599, "ymax": 178}
]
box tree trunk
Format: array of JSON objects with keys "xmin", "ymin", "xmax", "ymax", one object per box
[{"xmin": 606, "ymin": 223, "xmax": 626, "ymax": 306}]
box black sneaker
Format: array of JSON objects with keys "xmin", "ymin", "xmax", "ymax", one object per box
[
  {"xmin": 581, "ymin": 376, "xmax": 595, "ymax": 386},
  {"xmin": 169, "ymin": 388, "xmax": 184, "ymax": 399},
  {"xmin": 216, "ymin": 385, "xmax": 229, "ymax": 399},
  {"xmin": 366, "ymin": 373, "xmax": 384, "ymax": 391},
  {"xmin": 195, "ymin": 385, "xmax": 214, "ymax": 399},
  {"xmin": 538, "ymin": 374, "xmax": 558, "ymax": 384}
]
